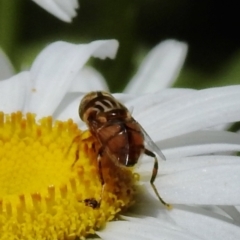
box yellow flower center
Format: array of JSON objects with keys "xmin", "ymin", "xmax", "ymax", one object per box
[{"xmin": 0, "ymin": 112, "xmax": 138, "ymax": 240}]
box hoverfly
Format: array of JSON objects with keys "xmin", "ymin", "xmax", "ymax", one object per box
[{"xmin": 78, "ymin": 91, "xmax": 171, "ymax": 209}]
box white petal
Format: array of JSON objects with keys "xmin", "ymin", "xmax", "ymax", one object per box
[
  {"xmin": 53, "ymin": 0, "xmax": 79, "ymax": 17},
  {"xmin": 133, "ymin": 86, "xmax": 240, "ymax": 140},
  {"xmin": 164, "ymin": 143, "xmax": 240, "ymax": 159},
  {"xmin": 169, "ymin": 207, "xmax": 240, "ymax": 240},
  {"xmin": 27, "ymin": 40, "xmax": 118, "ymax": 117},
  {"xmin": 122, "ymin": 215, "xmax": 181, "ymax": 229},
  {"xmin": 159, "ymin": 130, "xmax": 240, "ymax": 158},
  {"xmin": 126, "ymin": 88, "xmax": 195, "ymax": 115},
  {"xmin": 154, "ymin": 161, "xmax": 240, "ymax": 205},
  {"xmin": 98, "ymin": 216, "xmax": 199, "ymax": 240},
  {"xmin": 218, "ymin": 206, "xmax": 240, "ymax": 224},
  {"xmin": 192, "ymin": 205, "xmax": 232, "ymax": 219},
  {"xmin": 127, "ymin": 205, "xmax": 240, "ymax": 240},
  {"xmin": 124, "ymin": 40, "xmax": 187, "ymax": 94},
  {"xmin": 113, "ymin": 93, "xmax": 136, "ymax": 105},
  {"xmin": 0, "ymin": 48, "xmax": 14, "ymax": 80},
  {"xmin": 54, "ymin": 92, "xmax": 83, "ymax": 124},
  {"xmin": 0, "ymin": 72, "xmax": 30, "ymax": 113},
  {"xmin": 69, "ymin": 66, "xmax": 109, "ymax": 92},
  {"xmin": 32, "ymin": 0, "xmax": 78, "ymax": 22},
  {"xmin": 139, "ymin": 155, "xmax": 240, "ymax": 176}
]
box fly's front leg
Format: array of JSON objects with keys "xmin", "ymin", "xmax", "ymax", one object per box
[
  {"xmin": 97, "ymin": 147, "xmax": 106, "ymax": 207},
  {"xmin": 65, "ymin": 135, "xmax": 82, "ymax": 168},
  {"xmin": 144, "ymin": 148, "xmax": 172, "ymax": 209},
  {"xmin": 67, "ymin": 134, "xmax": 105, "ymax": 209},
  {"xmin": 84, "ymin": 146, "xmax": 105, "ymax": 209}
]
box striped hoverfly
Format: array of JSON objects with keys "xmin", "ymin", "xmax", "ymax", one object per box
[{"xmin": 78, "ymin": 91, "xmax": 171, "ymax": 209}]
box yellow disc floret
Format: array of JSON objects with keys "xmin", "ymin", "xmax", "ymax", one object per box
[{"xmin": 0, "ymin": 111, "xmax": 137, "ymax": 240}]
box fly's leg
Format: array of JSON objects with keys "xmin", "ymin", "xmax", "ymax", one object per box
[
  {"xmin": 84, "ymin": 146, "xmax": 105, "ymax": 209},
  {"xmin": 144, "ymin": 149, "xmax": 172, "ymax": 210},
  {"xmin": 97, "ymin": 148, "xmax": 106, "ymax": 207},
  {"xmin": 66, "ymin": 134, "xmax": 104, "ymax": 209},
  {"xmin": 65, "ymin": 135, "xmax": 82, "ymax": 168}
]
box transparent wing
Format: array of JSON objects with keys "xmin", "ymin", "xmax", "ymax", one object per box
[
  {"xmin": 140, "ymin": 124, "xmax": 166, "ymax": 161},
  {"xmin": 98, "ymin": 120, "xmax": 131, "ymax": 166}
]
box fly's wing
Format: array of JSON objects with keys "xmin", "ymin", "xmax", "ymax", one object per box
[
  {"xmin": 139, "ymin": 124, "xmax": 166, "ymax": 161},
  {"xmin": 97, "ymin": 121, "xmax": 130, "ymax": 165}
]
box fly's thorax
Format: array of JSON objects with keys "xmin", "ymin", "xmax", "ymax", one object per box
[
  {"xmin": 79, "ymin": 91, "xmax": 129, "ymax": 122},
  {"xmin": 102, "ymin": 108, "xmax": 130, "ymax": 121},
  {"xmin": 80, "ymin": 99, "xmax": 129, "ymax": 126}
]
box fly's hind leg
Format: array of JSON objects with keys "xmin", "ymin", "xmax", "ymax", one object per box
[{"xmin": 144, "ymin": 149, "xmax": 172, "ymax": 209}]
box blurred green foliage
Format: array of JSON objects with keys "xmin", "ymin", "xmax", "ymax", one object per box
[{"xmin": 0, "ymin": 0, "xmax": 240, "ymax": 91}]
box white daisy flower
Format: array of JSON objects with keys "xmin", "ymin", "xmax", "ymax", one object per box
[
  {"xmin": 0, "ymin": 39, "xmax": 240, "ymax": 240},
  {"xmin": 32, "ymin": 0, "xmax": 79, "ymax": 22}
]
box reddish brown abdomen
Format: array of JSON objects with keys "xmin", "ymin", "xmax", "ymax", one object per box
[{"xmin": 97, "ymin": 120, "xmax": 144, "ymax": 167}]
